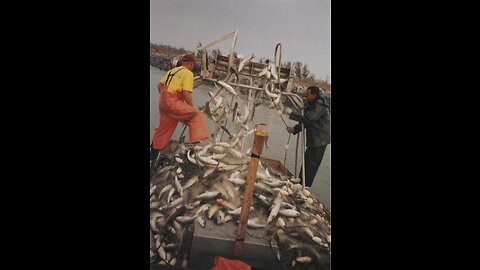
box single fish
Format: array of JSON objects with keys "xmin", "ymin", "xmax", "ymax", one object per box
[
  {"xmin": 267, "ymin": 192, "xmax": 283, "ymax": 223},
  {"xmin": 158, "ymin": 246, "xmax": 166, "ymax": 260},
  {"xmin": 174, "ymin": 175, "xmax": 183, "ymax": 198},
  {"xmin": 217, "ymin": 80, "xmax": 237, "ymax": 96},
  {"xmin": 224, "ymin": 214, "xmax": 233, "ymax": 223},
  {"xmin": 150, "ymin": 217, "xmax": 161, "ymax": 233},
  {"xmin": 269, "ymin": 62, "xmax": 278, "ymax": 80},
  {"xmin": 197, "ymin": 191, "xmax": 220, "ymax": 201},
  {"xmin": 159, "ymin": 197, "xmax": 183, "ymax": 211},
  {"xmin": 273, "ymin": 92, "xmax": 282, "ymax": 105},
  {"xmin": 203, "ymin": 166, "xmax": 216, "ymax": 178},
  {"xmin": 208, "ymin": 205, "xmax": 221, "ymax": 219},
  {"xmin": 227, "ymin": 206, "xmax": 253, "ymax": 216},
  {"xmin": 279, "ymin": 209, "xmax": 301, "ymax": 217},
  {"xmin": 295, "ymin": 256, "xmax": 313, "ymax": 264},
  {"xmin": 166, "ymin": 188, "xmax": 175, "ymax": 204},
  {"xmin": 214, "ymin": 210, "xmax": 226, "ymax": 224},
  {"xmin": 228, "ymin": 177, "xmax": 246, "ymax": 186},
  {"xmin": 276, "ymin": 217, "xmax": 286, "ymax": 228},
  {"xmin": 264, "ymin": 84, "xmax": 279, "ymax": 98},
  {"xmin": 312, "ymin": 236, "xmax": 323, "ymax": 246},
  {"xmin": 195, "ymin": 204, "xmax": 210, "ymax": 215},
  {"xmin": 182, "ymin": 175, "xmax": 198, "ymax": 190},
  {"xmin": 265, "ymin": 179, "xmax": 286, "ymax": 188},
  {"xmin": 257, "ymin": 65, "xmax": 269, "ymax": 77},
  {"xmin": 175, "ymin": 214, "xmax": 198, "ymax": 224},
  {"xmin": 196, "ymin": 154, "xmax": 219, "ymax": 166},
  {"xmin": 196, "ymin": 215, "xmax": 206, "ymax": 228},
  {"xmin": 186, "ymin": 150, "xmax": 197, "ymax": 165},
  {"xmin": 150, "ymin": 185, "xmax": 157, "ymax": 197},
  {"xmin": 238, "ymin": 53, "xmax": 254, "ymax": 72},
  {"xmin": 247, "ymin": 217, "xmax": 266, "ymax": 228}
]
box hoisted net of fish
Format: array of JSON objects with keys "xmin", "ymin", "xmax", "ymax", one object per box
[{"xmin": 150, "ymin": 140, "xmax": 330, "ymax": 269}]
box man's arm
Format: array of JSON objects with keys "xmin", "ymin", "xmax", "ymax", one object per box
[
  {"xmin": 157, "ymin": 83, "xmax": 164, "ymax": 93},
  {"xmin": 289, "ymin": 103, "xmax": 326, "ymax": 126},
  {"xmin": 182, "ymin": 90, "xmax": 194, "ymax": 106}
]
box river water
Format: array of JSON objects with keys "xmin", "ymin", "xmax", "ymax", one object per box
[{"xmin": 150, "ymin": 66, "xmax": 330, "ymax": 211}]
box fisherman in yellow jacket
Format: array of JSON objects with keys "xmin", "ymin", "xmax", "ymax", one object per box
[{"xmin": 150, "ymin": 53, "xmax": 209, "ymax": 164}]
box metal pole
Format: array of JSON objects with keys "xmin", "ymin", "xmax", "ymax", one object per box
[
  {"xmin": 294, "ymin": 134, "xmax": 300, "ymax": 177},
  {"xmin": 301, "ymin": 120, "xmax": 306, "ymax": 190}
]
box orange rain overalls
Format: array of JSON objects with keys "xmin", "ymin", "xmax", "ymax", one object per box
[{"xmin": 152, "ymin": 67, "xmax": 209, "ymax": 151}]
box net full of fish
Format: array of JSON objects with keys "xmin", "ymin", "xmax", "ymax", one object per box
[{"xmin": 150, "ymin": 56, "xmax": 329, "ymax": 269}]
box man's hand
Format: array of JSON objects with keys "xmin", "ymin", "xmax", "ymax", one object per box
[
  {"xmin": 286, "ymin": 126, "xmax": 294, "ymax": 134},
  {"xmin": 283, "ymin": 107, "xmax": 292, "ymax": 115}
]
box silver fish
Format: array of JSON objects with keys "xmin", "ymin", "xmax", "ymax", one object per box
[
  {"xmin": 215, "ymin": 142, "xmax": 231, "ymax": 148},
  {"xmin": 257, "ymin": 66, "xmax": 269, "ymax": 77},
  {"xmin": 175, "ymin": 214, "xmax": 198, "ymax": 224},
  {"xmin": 217, "ymin": 80, "xmax": 237, "ymax": 96},
  {"xmin": 273, "ymin": 187, "xmax": 289, "ymax": 196},
  {"xmin": 265, "ymin": 179, "xmax": 286, "ymax": 188},
  {"xmin": 159, "ymin": 197, "xmax": 183, "ymax": 211},
  {"xmin": 269, "ymin": 62, "xmax": 278, "ymax": 80},
  {"xmin": 228, "ymin": 177, "xmax": 246, "ymax": 186},
  {"xmin": 227, "ymin": 206, "xmax": 253, "ymax": 216},
  {"xmin": 267, "ymin": 192, "xmax": 283, "ymax": 224},
  {"xmin": 295, "ymin": 256, "xmax": 313, "ymax": 264},
  {"xmin": 186, "ymin": 149, "xmax": 197, "ymax": 165},
  {"xmin": 276, "ymin": 217, "xmax": 286, "ymax": 228},
  {"xmin": 196, "ymin": 154, "xmax": 219, "ymax": 166},
  {"xmin": 224, "ymin": 214, "xmax": 233, "ymax": 223},
  {"xmin": 197, "ymin": 191, "xmax": 220, "ymax": 201},
  {"xmin": 208, "ymin": 205, "xmax": 221, "ymax": 219},
  {"xmin": 255, "ymin": 182, "xmax": 273, "ymax": 194},
  {"xmin": 158, "ymin": 246, "xmax": 166, "ymax": 260},
  {"xmin": 238, "ymin": 53, "xmax": 254, "ymax": 72},
  {"xmin": 264, "ymin": 84, "xmax": 279, "ymax": 98},
  {"xmin": 182, "ymin": 175, "xmax": 198, "ymax": 190},
  {"xmin": 217, "ymin": 164, "xmax": 241, "ymax": 172},
  {"xmin": 247, "ymin": 217, "xmax": 266, "ymax": 228},
  {"xmin": 174, "ymin": 175, "xmax": 183, "ymax": 198},
  {"xmin": 166, "ymin": 188, "xmax": 175, "ymax": 204},
  {"xmin": 203, "ymin": 166, "xmax": 216, "ymax": 178},
  {"xmin": 150, "ymin": 217, "xmax": 161, "ymax": 233},
  {"xmin": 195, "ymin": 204, "xmax": 210, "ymax": 215},
  {"xmin": 150, "ymin": 185, "xmax": 157, "ymax": 196},
  {"xmin": 312, "ymin": 236, "xmax": 323, "ymax": 246},
  {"xmin": 278, "ymin": 209, "xmax": 300, "ymax": 217},
  {"xmin": 158, "ymin": 184, "xmax": 172, "ymax": 199},
  {"xmin": 196, "ymin": 215, "xmax": 206, "ymax": 228},
  {"xmin": 215, "ymin": 210, "xmax": 226, "ymax": 224},
  {"xmin": 300, "ymin": 226, "xmax": 314, "ymax": 238}
]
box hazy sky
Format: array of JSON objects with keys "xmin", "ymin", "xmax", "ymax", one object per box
[{"xmin": 150, "ymin": 0, "xmax": 330, "ymax": 80}]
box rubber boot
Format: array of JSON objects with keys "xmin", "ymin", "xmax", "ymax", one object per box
[{"xmin": 150, "ymin": 143, "xmax": 160, "ymax": 168}]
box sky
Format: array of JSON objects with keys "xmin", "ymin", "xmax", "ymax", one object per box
[{"xmin": 150, "ymin": 0, "xmax": 330, "ymax": 80}]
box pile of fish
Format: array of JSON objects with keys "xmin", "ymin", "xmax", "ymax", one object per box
[
  {"xmin": 150, "ymin": 64, "xmax": 330, "ymax": 269},
  {"xmin": 150, "ymin": 140, "xmax": 330, "ymax": 269}
]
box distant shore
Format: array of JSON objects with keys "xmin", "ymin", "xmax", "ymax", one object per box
[{"xmin": 150, "ymin": 54, "xmax": 174, "ymax": 71}]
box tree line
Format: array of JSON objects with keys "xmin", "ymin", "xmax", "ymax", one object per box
[{"xmin": 150, "ymin": 42, "xmax": 330, "ymax": 93}]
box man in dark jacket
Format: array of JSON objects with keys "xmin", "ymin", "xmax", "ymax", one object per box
[{"xmin": 286, "ymin": 86, "xmax": 331, "ymax": 187}]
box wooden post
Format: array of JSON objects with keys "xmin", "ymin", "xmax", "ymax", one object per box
[{"xmin": 231, "ymin": 124, "xmax": 268, "ymax": 257}]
